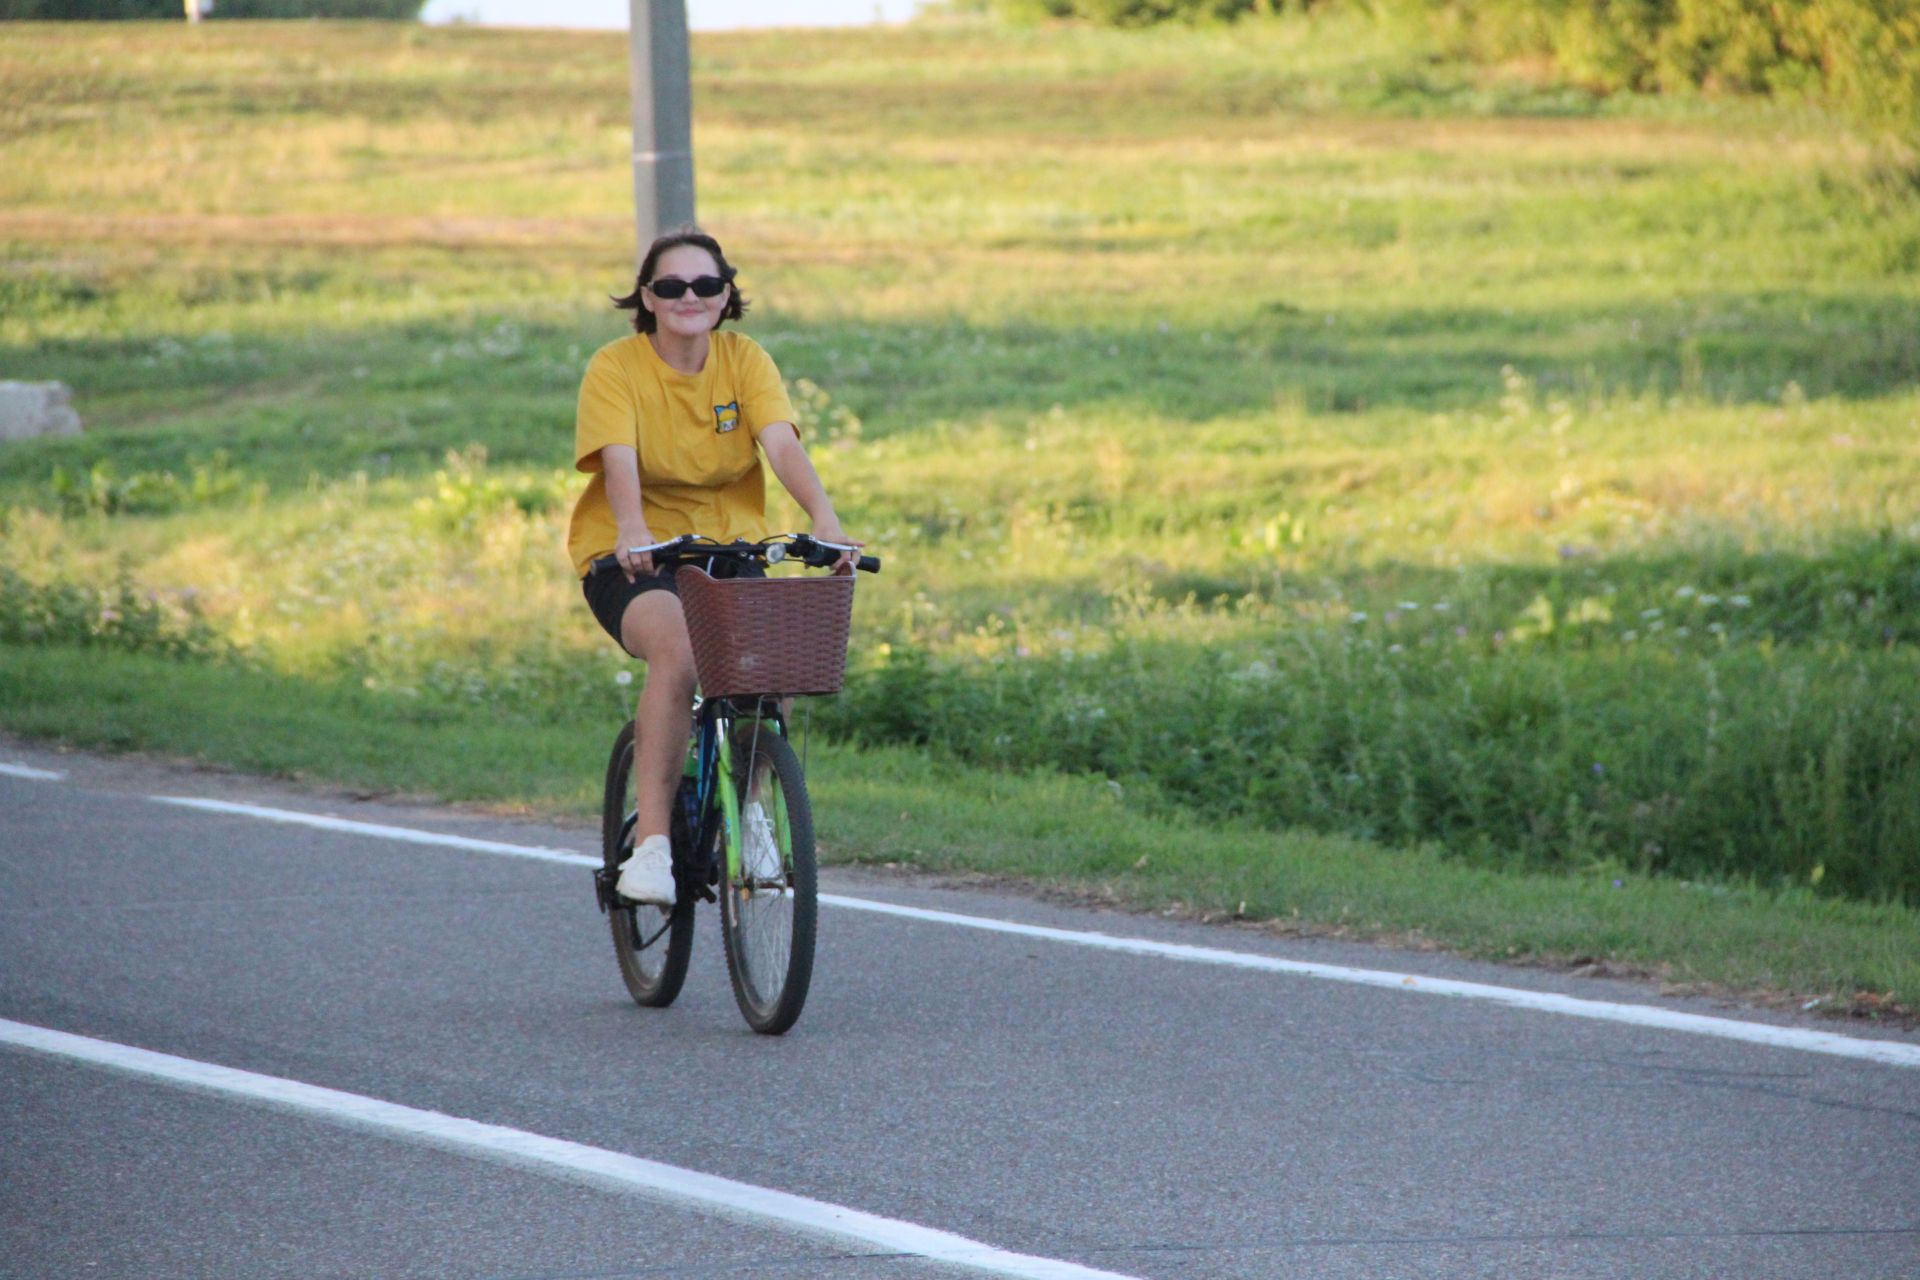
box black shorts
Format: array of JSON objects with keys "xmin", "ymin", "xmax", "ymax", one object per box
[{"xmin": 581, "ymin": 555, "xmax": 766, "ymax": 650}]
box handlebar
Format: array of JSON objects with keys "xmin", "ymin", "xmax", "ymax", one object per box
[{"xmin": 589, "ymin": 533, "xmax": 881, "ymax": 578}]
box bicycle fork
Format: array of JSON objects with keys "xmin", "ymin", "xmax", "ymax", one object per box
[{"xmin": 712, "ymin": 715, "xmax": 794, "ymax": 892}]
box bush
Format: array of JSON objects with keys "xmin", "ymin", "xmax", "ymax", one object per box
[
  {"xmin": 986, "ymin": 0, "xmax": 1920, "ymax": 142},
  {"xmin": 48, "ymin": 453, "xmax": 257, "ymax": 517},
  {"xmin": 1411, "ymin": 0, "xmax": 1920, "ymax": 135},
  {"xmin": 0, "ymin": 568, "xmax": 226, "ymax": 661}
]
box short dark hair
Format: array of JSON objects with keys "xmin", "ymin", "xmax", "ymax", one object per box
[{"xmin": 611, "ymin": 227, "xmax": 748, "ymax": 335}]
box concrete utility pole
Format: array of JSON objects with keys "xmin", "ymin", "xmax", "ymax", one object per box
[{"xmin": 628, "ymin": 0, "xmax": 696, "ymax": 262}]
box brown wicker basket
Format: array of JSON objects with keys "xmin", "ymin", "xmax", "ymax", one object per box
[{"xmin": 675, "ymin": 566, "xmax": 856, "ymax": 697}]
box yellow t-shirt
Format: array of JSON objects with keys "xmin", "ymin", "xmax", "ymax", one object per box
[{"xmin": 567, "ymin": 331, "xmax": 799, "ymax": 576}]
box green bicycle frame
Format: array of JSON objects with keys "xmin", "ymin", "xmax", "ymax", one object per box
[
  {"xmin": 712, "ymin": 715, "xmax": 793, "ymax": 883},
  {"xmin": 715, "ymin": 719, "xmax": 742, "ymax": 881}
]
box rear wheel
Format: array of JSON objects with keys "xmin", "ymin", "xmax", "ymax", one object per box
[
  {"xmin": 602, "ymin": 721, "xmax": 694, "ymax": 1008},
  {"xmin": 719, "ymin": 727, "xmax": 816, "ymax": 1035}
]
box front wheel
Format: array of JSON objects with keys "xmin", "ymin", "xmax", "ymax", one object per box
[
  {"xmin": 602, "ymin": 721, "xmax": 694, "ymax": 1008},
  {"xmin": 719, "ymin": 727, "xmax": 817, "ymax": 1035}
]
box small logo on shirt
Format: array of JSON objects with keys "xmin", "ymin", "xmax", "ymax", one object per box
[{"xmin": 713, "ymin": 402, "xmax": 741, "ymax": 433}]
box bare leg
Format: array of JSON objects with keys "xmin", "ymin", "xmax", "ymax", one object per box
[{"xmin": 619, "ymin": 590, "xmax": 697, "ymax": 843}]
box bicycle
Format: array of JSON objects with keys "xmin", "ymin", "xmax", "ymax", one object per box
[{"xmin": 589, "ymin": 533, "xmax": 880, "ymax": 1035}]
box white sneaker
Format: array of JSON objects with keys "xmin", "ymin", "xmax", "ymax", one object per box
[
  {"xmin": 616, "ymin": 834, "xmax": 675, "ymax": 905},
  {"xmin": 741, "ymin": 802, "xmax": 784, "ymax": 885}
]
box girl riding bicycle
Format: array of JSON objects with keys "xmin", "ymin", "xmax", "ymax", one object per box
[{"xmin": 568, "ymin": 227, "xmax": 860, "ymax": 907}]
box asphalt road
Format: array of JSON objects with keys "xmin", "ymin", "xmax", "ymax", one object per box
[{"xmin": 3, "ymin": 738, "xmax": 1917, "ymax": 1280}]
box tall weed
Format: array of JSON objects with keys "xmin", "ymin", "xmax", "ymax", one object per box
[
  {"xmin": 821, "ymin": 625, "xmax": 1920, "ymax": 903},
  {"xmin": 0, "ymin": 566, "xmax": 226, "ymax": 661},
  {"xmin": 818, "ymin": 532, "xmax": 1920, "ymax": 904}
]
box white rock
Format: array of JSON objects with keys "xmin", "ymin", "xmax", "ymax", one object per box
[{"xmin": 0, "ymin": 382, "xmax": 83, "ymax": 442}]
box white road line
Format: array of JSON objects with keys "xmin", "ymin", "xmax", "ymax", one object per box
[
  {"xmin": 0, "ymin": 1018, "xmax": 1139, "ymax": 1280},
  {"xmin": 144, "ymin": 794, "xmax": 1920, "ymax": 1070},
  {"xmin": 0, "ymin": 763, "xmax": 66, "ymax": 781},
  {"xmin": 152, "ymin": 796, "xmax": 598, "ymax": 866},
  {"xmin": 817, "ymin": 896, "xmax": 1920, "ymax": 1069}
]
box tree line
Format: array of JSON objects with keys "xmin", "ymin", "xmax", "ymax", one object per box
[
  {"xmin": 3, "ymin": 0, "xmax": 420, "ymax": 17},
  {"xmin": 985, "ymin": 0, "xmax": 1919, "ymax": 136}
]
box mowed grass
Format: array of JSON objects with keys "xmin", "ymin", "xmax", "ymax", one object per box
[{"xmin": 1, "ymin": 18, "xmax": 1916, "ymax": 1010}]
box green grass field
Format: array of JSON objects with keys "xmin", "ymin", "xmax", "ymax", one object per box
[{"xmin": 2, "ymin": 16, "xmax": 1916, "ymax": 1012}]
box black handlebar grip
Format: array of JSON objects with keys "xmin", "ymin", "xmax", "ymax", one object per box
[{"xmin": 857, "ymin": 555, "xmax": 881, "ymax": 574}]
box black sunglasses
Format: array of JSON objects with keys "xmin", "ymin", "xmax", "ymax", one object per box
[{"xmin": 646, "ymin": 274, "xmax": 729, "ymax": 300}]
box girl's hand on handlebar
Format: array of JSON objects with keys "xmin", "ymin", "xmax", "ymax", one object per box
[
  {"xmin": 615, "ymin": 523, "xmax": 657, "ymax": 581},
  {"xmin": 810, "ymin": 521, "xmax": 863, "ymax": 571}
]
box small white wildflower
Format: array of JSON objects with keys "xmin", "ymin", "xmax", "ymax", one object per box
[
  {"xmin": 1388, "ymin": 643, "xmax": 1404, "ymax": 654},
  {"xmin": 1675, "ymin": 586, "xmax": 1696, "ymax": 599},
  {"xmin": 614, "ymin": 670, "xmax": 633, "ymax": 686},
  {"xmin": 1349, "ymin": 611, "xmax": 1368, "ymax": 623},
  {"xmin": 1730, "ymin": 594, "xmax": 1752, "ymax": 608},
  {"xmin": 1432, "ymin": 602, "xmax": 1452, "ymax": 612},
  {"xmin": 1698, "ymin": 594, "xmax": 1720, "ymax": 606},
  {"xmin": 1398, "ymin": 601, "xmax": 1421, "ymax": 611}
]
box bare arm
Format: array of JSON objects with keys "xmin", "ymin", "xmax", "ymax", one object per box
[
  {"xmin": 599, "ymin": 444, "xmax": 657, "ymax": 580},
  {"xmin": 758, "ymin": 422, "xmax": 859, "ymax": 559}
]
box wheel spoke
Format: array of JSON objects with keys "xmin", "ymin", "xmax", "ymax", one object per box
[
  {"xmin": 735, "ymin": 759, "xmax": 792, "ymax": 999},
  {"xmin": 720, "ymin": 730, "xmax": 816, "ymax": 1034}
]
